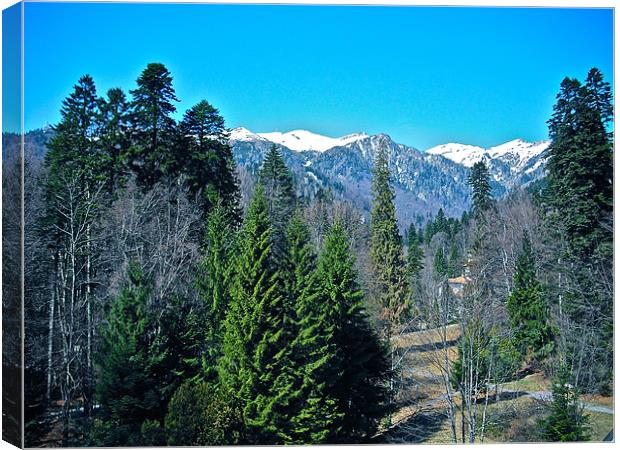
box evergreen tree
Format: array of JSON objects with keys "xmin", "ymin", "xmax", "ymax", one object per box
[
  {"xmin": 165, "ymin": 382, "xmax": 239, "ymax": 446},
  {"xmin": 544, "ymin": 68, "xmax": 613, "ymax": 392},
  {"xmin": 258, "ymin": 145, "xmax": 296, "ymax": 258},
  {"xmin": 129, "ymin": 63, "xmax": 179, "ymax": 187},
  {"xmin": 96, "ymin": 262, "xmax": 165, "ymax": 446},
  {"xmin": 45, "ymin": 74, "xmax": 101, "ymax": 189},
  {"xmin": 178, "ymin": 100, "xmax": 240, "ymax": 220},
  {"xmin": 216, "ymin": 186, "xmax": 289, "ymax": 444},
  {"xmin": 545, "ymin": 69, "xmax": 613, "ymax": 258},
  {"xmin": 370, "ymin": 146, "xmax": 409, "ymax": 337},
  {"xmin": 433, "ymin": 246, "xmax": 447, "ymax": 277},
  {"xmin": 506, "ymin": 232, "xmax": 555, "ymax": 362},
  {"xmin": 468, "ymin": 160, "xmax": 493, "ymax": 218},
  {"xmin": 406, "ymin": 224, "xmax": 424, "ymax": 283},
  {"xmin": 540, "ymin": 365, "xmax": 590, "ymax": 442},
  {"xmin": 280, "ymin": 213, "xmax": 336, "ymax": 444},
  {"xmin": 193, "ymin": 202, "xmax": 237, "ymax": 381},
  {"xmin": 446, "ymin": 242, "xmax": 459, "ymax": 278},
  {"xmin": 98, "ymin": 87, "xmax": 131, "ymax": 194},
  {"xmin": 313, "ymin": 223, "xmax": 392, "ymax": 442},
  {"xmin": 434, "ymin": 208, "xmax": 448, "ymax": 235}
]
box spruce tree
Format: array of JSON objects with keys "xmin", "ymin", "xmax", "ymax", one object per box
[
  {"xmin": 129, "ymin": 63, "xmax": 179, "ymax": 187},
  {"xmin": 446, "ymin": 242, "xmax": 459, "ymax": 278},
  {"xmin": 98, "ymin": 87, "xmax": 131, "ymax": 194},
  {"xmin": 216, "ymin": 185, "xmax": 289, "ymax": 444},
  {"xmin": 96, "ymin": 262, "xmax": 164, "ymax": 446},
  {"xmin": 433, "ymin": 246, "xmax": 448, "ymax": 277},
  {"xmin": 506, "ymin": 232, "xmax": 555, "ymax": 362},
  {"xmin": 178, "ymin": 100, "xmax": 240, "ymax": 220},
  {"xmin": 545, "ymin": 69, "xmax": 612, "ymax": 258},
  {"xmin": 194, "ymin": 202, "xmax": 237, "ymax": 381},
  {"xmin": 468, "ymin": 160, "xmax": 493, "ymax": 218},
  {"xmin": 45, "ymin": 74, "xmax": 101, "ymax": 190},
  {"xmin": 370, "ymin": 146, "xmax": 409, "ymax": 337},
  {"xmin": 313, "ymin": 223, "xmax": 392, "ymax": 443},
  {"xmin": 406, "ymin": 224, "xmax": 424, "ymax": 284},
  {"xmin": 544, "ymin": 68, "xmax": 613, "ymax": 392},
  {"xmin": 540, "ymin": 365, "xmax": 590, "ymax": 441},
  {"xmin": 258, "ymin": 144, "xmax": 296, "ymax": 258}
]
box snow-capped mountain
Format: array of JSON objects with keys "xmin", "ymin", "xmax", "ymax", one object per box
[
  {"xmin": 427, "ymin": 139, "xmax": 549, "ymax": 185},
  {"xmin": 230, "ymin": 128, "xmax": 549, "ymax": 227},
  {"xmin": 251, "ymin": 129, "xmax": 369, "ymax": 152}
]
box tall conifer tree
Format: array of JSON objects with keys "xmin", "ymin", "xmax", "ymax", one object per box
[
  {"xmin": 129, "ymin": 63, "xmax": 179, "ymax": 187},
  {"xmin": 217, "ymin": 186, "xmax": 289, "ymax": 444},
  {"xmin": 258, "ymin": 145, "xmax": 296, "ymax": 258},
  {"xmin": 178, "ymin": 100, "xmax": 240, "ymax": 221}
]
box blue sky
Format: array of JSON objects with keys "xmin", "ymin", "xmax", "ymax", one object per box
[{"xmin": 21, "ymin": 3, "xmax": 613, "ymax": 150}]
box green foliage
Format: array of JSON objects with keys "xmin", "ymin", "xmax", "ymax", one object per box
[
  {"xmin": 544, "ymin": 68, "xmax": 613, "ymax": 393},
  {"xmin": 312, "ymin": 223, "xmax": 393, "ymax": 443},
  {"xmin": 370, "ymin": 146, "xmax": 409, "ymax": 331},
  {"xmin": 539, "ymin": 365, "xmax": 590, "ymax": 442},
  {"xmin": 545, "ymin": 68, "xmax": 612, "ymax": 259},
  {"xmin": 446, "ymin": 242, "xmax": 459, "ymax": 277},
  {"xmin": 433, "ymin": 246, "xmax": 447, "ymax": 277},
  {"xmin": 216, "ymin": 185, "xmax": 289, "ymax": 444},
  {"xmin": 165, "ymin": 382, "xmax": 239, "ymax": 446},
  {"xmin": 129, "ymin": 62, "xmax": 179, "ymax": 187},
  {"xmin": 406, "ymin": 224, "xmax": 424, "ymax": 294},
  {"xmin": 194, "ymin": 203, "xmax": 237, "ymax": 381},
  {"xmin": 95, "ymin": 262, "xmax": 162, "ymax": 445},
  {"xmin": 468, "ymin": 160, "xmax": 493, "ymax": 217},
  {"xmin": 451, "ymin": 322, "xmax": 518, "ymax": 392},
  {"xmin": 98, "ymin": 87, "xmax": 131, "ymax": 193},
  {"xmin": 259, "ymin": 144, "xmax": 297, "ymax": 258},
  {"xmin": 506, "ymin": 232, "xmax": 555, "ymax": 362},
  {"xmin": 178, "ymin": 100, "xmax": 241, "ymax": 220}
]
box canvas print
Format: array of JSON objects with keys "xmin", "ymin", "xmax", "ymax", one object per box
[{"xmin": 2, "ymin": 2, "xmax": 614, "ymax": 447}]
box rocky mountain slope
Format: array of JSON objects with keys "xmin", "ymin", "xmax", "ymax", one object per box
[{"xmin": 230, "ymin": 128, "xmax": 548, "ymax": 227}]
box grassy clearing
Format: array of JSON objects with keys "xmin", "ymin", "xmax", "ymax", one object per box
[{"xmin": 386, "ymin": 324, "xmax": 613, "ymax": 444}]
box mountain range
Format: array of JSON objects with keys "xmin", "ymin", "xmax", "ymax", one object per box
[{"xmin": 230, "ymin": 128, "xmax": 549, "ymax": 227}]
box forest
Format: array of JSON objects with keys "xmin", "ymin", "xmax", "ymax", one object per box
[{"xmin": 2, "ymin": 63, "xmax": 613, "ymax": 446}]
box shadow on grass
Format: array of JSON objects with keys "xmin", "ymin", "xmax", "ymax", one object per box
[{"xmin": 374, "ymin": 409, "xmax": 450, "ymax": 443}]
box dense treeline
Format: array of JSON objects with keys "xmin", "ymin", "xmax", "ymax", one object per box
[
  {"xmin": 19, "ymin": 64, "xmax": 612, "ymax": 446},
  {"xmin": 23, "ymin": 63, "xmax": 392, "ymax": 446}
]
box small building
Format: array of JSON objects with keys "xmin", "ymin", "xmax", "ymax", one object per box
[{"xmin": 448, "ymin": 276, "xmax": 470, "ymax": 297}]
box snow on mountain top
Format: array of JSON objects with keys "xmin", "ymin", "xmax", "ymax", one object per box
[
  {"xmin": 255, "ymin": 129, "xmax": 369, "ymax": 152},
  {"xmin": 229, "ymin": 127, "xmax": 267, "ymax": 142},
  {"xmin": 426, "ymin": 143, "xmax": 487, "ymax": 168},
  {"xmin": 427, "ymin": 139, "xmax": 549, "ymax": 170}
]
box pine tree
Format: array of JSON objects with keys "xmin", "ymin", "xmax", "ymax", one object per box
[
  {"xmin": 406, "ymin": 224, "xmax": 424, "ymax": 284},
  {"xmin": 370, "ymin": 146, "xmax": 409, "ymax": 338},
  {"xmin": 216, "ymin": 185, "xmax": 289, "ymax": 444},
  {"xmin": 540, "ymin": 365, "xmax": 590, "ymax": 442},
  {"xmin": 545, "ymin": 69, "xmax": 612, "ymax": 258},
  {"xmin": 98, "ymin": 87, "xmax": 131, "ymax": 194},
  {"xmin": 194, "ymin": 202, "xmax": 237, "ymax": 381},
  {"xmin": 544, "ymin": 68, "xmax": 613, "ymax": 393},
  {"xmin": 433, "ymin": 246, "xmax": 447, "ymax": 277},
  {"xmin": 45, "ymin": 74, "xmax": 100, "ymax": 189},
  {"xmin": 434, "ymin": 208, "xmax": 448, "ymax": 234},
  {"xmin": 506, "ymin": 232, "xmax": 555, "ymax": 362},
  {"xmin": 446, "ymin": 242, "xmax": 459, "ymax": 278},
  {"xmin": 279, "ymin": 213, "xmax": 336, "ymax": 444},
  {"xmin": 178, "ymin": 100, "xmax": 240, "ymax": 220},
  {"xmin": 96, "ymin": 262, "xmax": 164, "ymax": 446},
  {"xmin": 129, "ymin": 63, "xmax": 179, "ymax": 187},
  {"xmin": 258, "ymin": 145, "xmax": 296, "ymax": 258},
  {"xmin": 313, "ymin": 223, "xmax": 392, "ymax": 443},
  {"xmin": 468, "ymin": 160, "xmax": 493, "ymax": 218}
]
